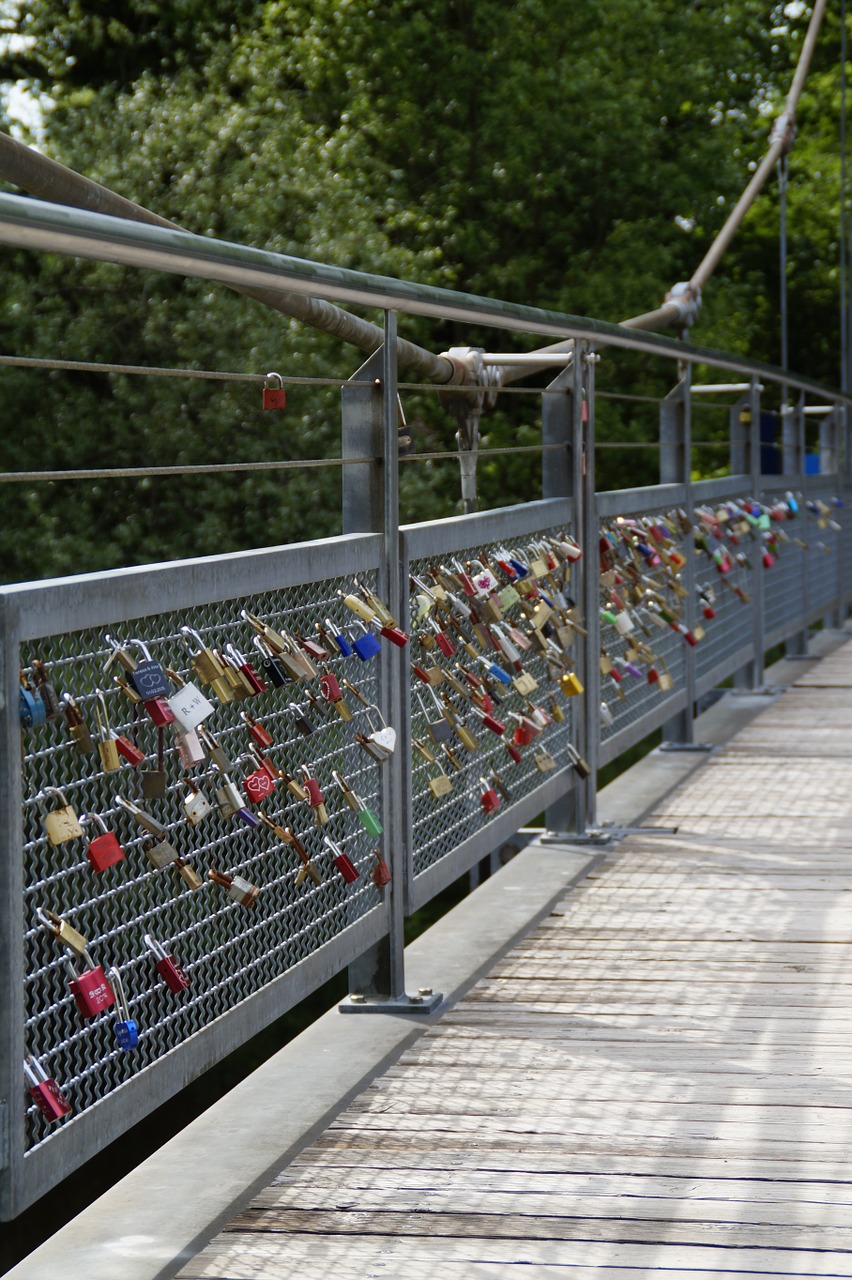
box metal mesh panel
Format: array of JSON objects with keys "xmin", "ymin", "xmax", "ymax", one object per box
[
  {"xmin": 806, "ymin": 523, "xmax": 841, "ymax": 615},
  {"xmin": 763, "ymin": 535, "xmax": 805, "ymax": 641},
  {"xmin": 19, "ymin": 573, "xmax": 383, "ymax": 1155},
  {"xmin": 599, "ymin": 506, "xmax": 687, "ymax": 747},
  {"xmin": 406, "ymin": 524, "xmax": 576, "ymax": 882},
  {"xmin": 694, "ymin": 556, "xmax": 753, "ymax": 687}
]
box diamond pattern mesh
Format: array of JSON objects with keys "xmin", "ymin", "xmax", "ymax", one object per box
[
  {"xmin": 406, "ymin": 524, "xmax": 578, "ymax": 880},
  {"xmin": 19, "ymin": 573, "xmax": 383, "ymax": 1155}
]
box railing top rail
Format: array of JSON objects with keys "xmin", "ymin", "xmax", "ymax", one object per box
[{"xmin": 0, "ymin": 193, "xmax": 848, "ymax": 405}]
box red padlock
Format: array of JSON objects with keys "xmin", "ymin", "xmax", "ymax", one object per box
[
  {"xmin": 429, "ymin": 618, "xmax": 455, "ymax": 657},
  {"xmin": 647, "ymin": 667, "xmax": 660, "ymax": 685},
  {"xmin": 144, "ymin": 934, "xmax": 190, "ymax": 993},
  {"xmin": 320, "ymin": 671, "xmax": 344, "ymax": 703},
  {"xmin": 144, "ymin": 697, "xmax": 176, "ymax": 727},
  {"xmin": 512, "ymin": 718, "xmax": 535, "ymax": 747},
  {"xmin": 224, "ymin": 644, "xmax": 267, "ymax": 695},
  {"xmin": 243, "ymin": 767, "xmax": 276, "ymax": 803},
  {"xmin": 24, "ymin": 1056, "xmax": 72, "ymax": 1123},
  {"xmin": 241, "ymin": 711, "xmax": 274, "ymax": 749},
  {"xmin": 85, "ymin": 814, "xmax": 125, "ymax": 872},
  {"xmin": 378, "ymin": 622, "xmax": 409, "ymax": 648},
  {"xmin": 114, "ymin": 734, "xmax": 146, "ymax": 766},
  {"xmin": 702, "ymin": 604, "xmax": 717, "ymax": 619},
  {"xmin": 505, "ymin": 740, "xmax": 523, "ymax": 764},
  {"xmin": 370, "ymin": 851, "xmax": 392, "ymax": 887},
  {"xmin": 303, "ymin": 775, "xmax": 323, "ymax": 808},
  {"xmin": 323, "ymin": 836, "xmax": 360, "ymax": 883},
  {"xmin": 262, "ymin": 371, "xmax": 287, "ymax": 409},
  {"xmin": 479, "ymin": 711, "xmax": 506, "ymax": 736},
  {"xmin": 65, "ymin": 950, "xmax": 116, "ymax": 1018},
  {"xmin": 480, "ymin": 779, "xmax": 501, "ymax": 814}
]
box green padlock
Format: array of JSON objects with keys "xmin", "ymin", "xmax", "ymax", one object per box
[{"xmin": 332, "ymin": 770, "xmax": 384, "ymax": 837}]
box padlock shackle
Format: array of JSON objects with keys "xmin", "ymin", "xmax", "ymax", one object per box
[
  {"xmin": 106, "ymin": 965, "xmax": 132, "ymax": 1021},
  {"xmin": 264, "ymin": 370, "xmax": 284, "ymax": 387},
  {"xmin": 39, "ymin": 785, "xmax": 70, "ymax": 807},
  {"xmin": 127, "ymin": 637, "xmax": 154, "ymax": 660},
  {"xmin": 180, "ymin": 624, "xmax": 208, "ymax": 651},
  {"xmin": 143, "ymin": 933, "xmax": 168, "ymax": 962},
  {"xmin": 322, "ymin": 834, "xmax": 345, "ymax": 859},
  {"xmin": 23, "ymin": 1054, "xmax": 49, "ymax": 1087},
  {"xmin": 80, "ymin": 811, "xmax": 109, "ymax": 836}
]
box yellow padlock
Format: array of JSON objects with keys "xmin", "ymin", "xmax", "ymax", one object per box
[{"xmin": 561, "ymin": 672, "xmax": 584, "ymax": 697}]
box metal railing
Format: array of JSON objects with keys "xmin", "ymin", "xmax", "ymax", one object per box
[{"xmin": 1, "ymin": 201, "xmax": 850, "ymax": 1218}]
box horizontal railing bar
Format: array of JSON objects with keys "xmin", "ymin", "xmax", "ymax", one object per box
[
  {"xmin": 693, "ymin": 474, "xmax": 752, "ymax": 502},
  {"xmin": 595, "ymin": 483, "xmax": 686, "ymax": 518},
  {"xmin": 0, "ymin": 193, "xmax": 848, "ymax": 404}
]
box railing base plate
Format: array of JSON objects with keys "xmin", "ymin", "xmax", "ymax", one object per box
[
  {"xmin": 659, "ymin": 741, "xmax": 714, "ymax": 753},
  {"xmin": 340, "ymin": 991, "xmax": 444, "ymax": 1015}
]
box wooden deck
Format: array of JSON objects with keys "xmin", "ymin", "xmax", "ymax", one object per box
[{"xmin": 179, "ymin": 648, "xmax": 852, "ymax": 1279}]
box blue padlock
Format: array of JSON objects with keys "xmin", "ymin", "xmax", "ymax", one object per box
[
  {"xmin": 352, "ymin": 622, "xmax": 382, "ymax": 661},
  {"xmin": 324, "ymin": 617, "xmax": 354, "ymax": 658},
  {"xmin": 109, "ymin": 967, "xmax": 139, "ymax": 1051},
  {"xmin": 478, "ymin": 656, "xmax": 512, "ymax": 685},
  {"xmin": 20, "ymin": 682, "xmax": 46, "ymax": 729},
  {"xmin": 127, "ymin": 639, "xmax": 172, "ymax": 700}
]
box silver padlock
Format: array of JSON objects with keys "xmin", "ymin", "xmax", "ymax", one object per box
[{"xmin": 181, "ymin": 780, "xmax": 213, "ymax": 826}]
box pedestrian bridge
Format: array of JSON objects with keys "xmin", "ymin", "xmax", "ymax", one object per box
[{"xmin": 11, "ymin": 628, "xmax": 852, "ymax": 1280}]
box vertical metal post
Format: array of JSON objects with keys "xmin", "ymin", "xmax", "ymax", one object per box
[
  {"xmin": 341, "ymin": 320, "xmax": 438, "ymax": 1013},
  {"xmin": 0, "ymin": 594, "xmax": 23, "ymax": 1217},
  {"xmin": 733, "ymin": 378, "xmax": 765, "ymax": 690},
  {"xmin": 784, "ymin": 393, "xmax": 809, "ymax": 655},
  {"xmin": 821, "ymin": 408, "xmax": 845, "ymax": 628},
  {"xmin": 659, "ymin": 373, "xmax": 696, "ymax": 745},
  {"xmin": 541, "ymin": 349, "xmax": 587, "ymax": 833},
  {"xmin": 578, "ymin": 348, "xmax": 599, "ymax": 826}
]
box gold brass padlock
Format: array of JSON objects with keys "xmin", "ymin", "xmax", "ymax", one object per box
[
  {"xmin": 428, "ymin": 770, "xmax": 453, "ymax": 798},
  {"xmin": 94, "ymin": 690, "xmax": 120, "ymax": 773},
  {"xmin": 455, "ymin": 722, "xmax": 480, "ymax": 752},
  {"xmin": 561, "ymin": 672, "xmax": 584, "ymax": 696},
  {"xmin": 39, "ymin": 788, "xmax": 84, "ymax": 846},
  {"xmin": 548, "ymin": 696, "xmax": 565, "ymax": 724},
  {"xmin": 180, "ymin": 625, "xmax": 228, "ymax": 686},
  {"xmin": 513, "ymin": 671, "xmax": 538, "ymax": 696},
  {"xmin": 36, "ymin": 906, "xmax": 89, "ymax": 957}
]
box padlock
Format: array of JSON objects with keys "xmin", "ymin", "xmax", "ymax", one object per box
[
  {"xmin": 115, "ymin": 733, "xmax": 146, "ymax": 766},
  {"xmin": 442, "ymin": 742, "xmax": 465, "ymax": 772},
  {"xmin": 352, "ymin": 621, "xmax": 382, "ymax": 661},
  {"xmin": 332, "ymin": 771, "xmax": 383, "ymax": 836},
  {"xmin": 214, "ymin": 774, "xmax": 247, "ymax": 819},
  {"xmin": 364, "ymin": 705, "xmax": 397, "ymax": 756},
  {"xmin": 566, "ymin": 743, "xmax": 592, "ymax": 779},
  {"xmin": 511, "ymin": 714, "xmax": 539, "ymax": 746},
  {"xmin": 241, "ymin": 710, "xmax": 274, "ymax": 749},
  {"xmin": 534, "ymin": 748, "xmax": 557, "ymax": 773},
  {"xmin": 144, "ymin": 836, "xmax": 181, "ymax": 870},
  {"xmin": 224, "ymin": 644, "xmax": 267, "ymax": 696},
  {"xmin": 289, "ymin": 700, "xmax": 316, "ymax": 737},
  {"xmin": 83, "ymin": 813, "xmax": 125, "ymax": 872},
  {"xmin": 262, "ymin": 370, "xmax": 287, "ymax": 409},
  {"xmin": 478, "ymin": 656, "xmax": 512, "ymax": 685},
  {"xmin": 427, "ymin": 766, "xmax": 453, "ymax": 797},
  {"xmin": 166, "ymin": 669, "xmax": 217, "ymax": 730},
  {"xmin": 61, "ymin": 692, "xmax": 96, "ymax": 753},
  {"xmin": 323, "ymin": 835, "xmax": 360, "ymax": 883},
  {"xmin": 103, "ymin": 632, "xmax": 141, "ymax": 675},
  {"xmin": 512, "ymin": 671, "xmax": 538, "ymax": 696},
  {"xmin": 561, "ymin": 672, "xmax": 584, "ymax": 696},
  {"xmin": 454, "ymin": 718, "xmax": 480, "ymax": 752},
  {"xmin": 181, "ymin": 624, "xmax": 228, "ymax": 683},
  {"xmin": 114, "ymin": 793, "xmax": 169, "ymax": 839},
  {"xmin": 140, "ymin": 725, "xmax": 167, "ymax": 799},
  {"xmin": 216, "ymin": 647, "xmax": 253, "ymax": 700},
  {"xmin": 65, "ymin": 949, "xmax": 116, "ymax": 1018},
  {"xmin": 258, "ymin": 814, "xmax": 323, "ymax": 886},
  {"xmin": 127, "ymin": 639, "xmax": 171, "ymax": 700},
  {"xmin": 480, "ymin": 778, "xmax": 501, "ymax": 814},
  {"xmin": 475, "ymin": 707, "xmax": 506, "ymax": 736},
  {"xmin": 320, "ymin": 670, "xmax": 344, "ymax": 703},
  {"xmin": 417, "ymin": 688, "xmax": 453, "ymax": 744},
  {"xmin": 297, "ymin": 632, "xmax": 331, "ymax": 662},
  {"xmin": 24, "ymin": 1055, "xmax": 72, "ymax": 1123},
  {"xmin": 198, "ymin": 726, "xmax": 235, "ymax": 773},
  {"xmin": 490, "ymin": 767, "xmax": 512, "ymax": 803},
  {"xmin": 252, "ymin": 635, "xmax": 290, "ymax": 687},
  {"xmin": 243, "ymin": 762, "xmax": 276, "ymax": 803},
  {"xmin": 370, "ymin": 852, "xmax": 392, "ymax": 887},
  {"xmin": 144, "ymin": 695, "xmax": 179, "ymax": 726},
  {"xmin": 414, "ymin": 737, "xmax": 436, "ymax": 762},
  {"xmin": 181, "ymin": 779, "xmax": 213, "ymax": 826},
  {"xmin": 505, "ymin": 739, "xmax": 523, "ymax": 764},
  {"xmin": 144, "ymin": 934, "xmax": 190, "ymax": 993},
  {"xmin": 548, "ymin": 696, "xmax": 565, "ymax": 724},
  {"xmin": 428, "ymin": 616, "xmax": 455, "ymax": 657},
  {"xmin": 322, "ymin": 617, "xmax": 354, "ymax": 657},
  {"xmin": 174, "ymin": 857, "xmax": 204, "ymax": 890},
  {"xmin": 38, "ymin": 788, "xmax": 84, "ymax": 846},
  {"xmin": 19, "ymin": 673, "xmax": 46, "ymax": 729},
  {"xmin": 208, "ymin": 868, "xmax": 261, "ymax": 908},
  {"xmin": 36, "ymin": 906, "xmax": 89, "ymax": 957},
  {"xmin": 93, "ymin": 689, "xmax": 121, "ymax": 772},
  {"xmin": 29, "ymin": 660, "xmax": 61, "ymax": 719},
  {"xmin": 339, "ymin": 590, "xmax": 377, "ymax": 623},
  {"xmin": 300, "ymin": 767, "xmax": 329, "ymax": 825},
  {"xmin": 107, "ymin": 966, "xmax": 139, "ymax": 1050},
  {"xmin": 176, "ymin": 727, "xmax": 206, "ymax": 767}
]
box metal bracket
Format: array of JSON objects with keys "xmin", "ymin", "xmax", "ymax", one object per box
[
  {"xmin": 729, "ymin": 686, "xmax": 779, "ymax": 697},
  {"xmin": 540, "ymin": 824, "xmax": 678, "ymax": 847},
  {"xmin": 340, "ymin": 989, "xmax": 443, "ymax": 1015},
  {"xmin": 659, "ymin": 741, "xmax": 714, "ymax": 753}
]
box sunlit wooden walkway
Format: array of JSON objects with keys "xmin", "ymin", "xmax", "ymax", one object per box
[{"xmin": 179, "ymin": 645, "xmax": 852, "ymax": 1280}]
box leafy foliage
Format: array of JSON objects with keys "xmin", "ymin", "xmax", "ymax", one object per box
[{"xmin": 0, "ymin": 0, "xmax": 843, "ymax": 581}]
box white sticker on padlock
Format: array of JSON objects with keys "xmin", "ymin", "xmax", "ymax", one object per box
[{"xmin": 168, "ymin": 682, "xmax": 216, "ymax": 731}]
